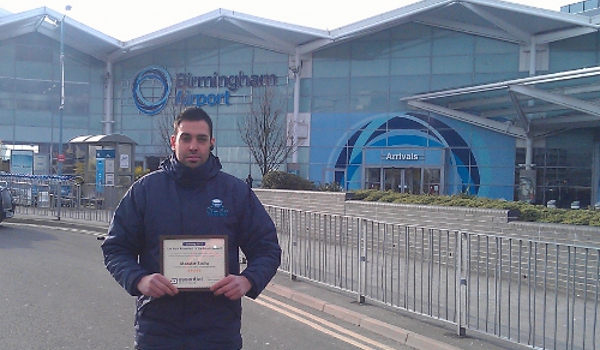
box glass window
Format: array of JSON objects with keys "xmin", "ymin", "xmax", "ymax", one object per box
[
  {"xmin": 475, "ymin": 36, "xmax": 519, "ymax": 54},
  {"xmin": 0, "ymin": 97, "xmax": 15, "ymax": 113},
  {"xmin": 16, "ymin": 45, "xmax": 52, "ymax": 63},
  {"xmin": 313, "ymin": 61, "xmax": 350, "ymax": 78},
  {"xmin": 121, "ymin": 129, "xmax": 152, "ymax": 146},
  {"xmin": 549, "ymin": 34, "xmax": 599, "ymax": 70},
  {"xmin": 312, "ymin": 95, "xmax": 349, "ymax": 113},
  {"xmin": 431, "ymin": 74, "xmax": 473, "ymax": 91},
  {"xmin": 390, "ymin": 22, "xmax": 431, "ymax": 41},
  {"xmin": 312, "ymin": 78, "xmax": 349, "ymax": 96},
  {"xmin": 215, "ymin": 130, "xmax": 246, "ymax": 147},
  {"xmin": 474, "ymin": 72, "xmax": 520, "ymax": 85},
  {"xmin": 350, "ymin": 94, "xmax": 389, "ymax": 112},
  {"xmin": 350, "ymin": 59, "xmax": 389, "ymax": 77},
  {"xmin": 0, "ymin": 44, "xmax": 16, "ymax": 63},
  {"xmin": 432, "ymin": 56, "xmax": 473, "ymax": 74},
  {"xmin": 15, "ymin": 61, "xmax": 54, "ymax": 80},
  {"xmin": 314, "ymin": 44, "xmax": 350, "ymax": 61},
  {"xmin": 390, "ymin": 75, "xmax": 431, "ymax": 95},
  {"xmin": 219, "ymin": 43, "xmax": 254, "ymax": 65},
  {"xmin": 423, "ymin": 168, "xmax": 441, "ymax": 194},
  {"xmin": 391, "ymin": 57, "xmax": 431, "ymax": 75},
  {"xmin": 390, "ymin": 39, "xmax": 431, "ymax": 58},
  {"xmin": 551, "ymin": 52, "xmax": 597, "ymax": 71},
  {"xmin": 215, "ymin": 114, "xmax": 243, "ymax": 129},
  {"xmin": 63, "ymin": 114, "xmax": 89, "ymax": 130},
  {"xmin": 254, "ymin": 48, "xmax": 287, "ymax": 63},
  {"xmin": 187, "ymin": 49, "xmax": 220, "ymax": 66},
  {"xmin": 155, "ymin": 49, "xmax": 186, "ymax": 67},
  {"xmin": 350, "ymin": 77, "xmax": 389, "ymax": 95},
  {"xmin": 475, "ymin": 54, "xmax": 518, "ymax": 73},
  {"xmin": 15, "ymin": 98, "xmax": 53, "ymax": 112},
  {"xmin": 351, "ymin": 41, "xmax": 390, "ymax": 60},
  {"xmin": 252, "ymin": 63, "xmax": 286, "ymax": 76},
  {"xmin": 186, "ymin": 35, "xmax": 220, "ymax": 50},
  {"xmin": 365, "ymin": 167, "xmax": 381, "ymax": 190},
  {"xmin": 530, "ymin": 142, "xmax": 593, "ymax": 207},
  {"xmin": 432, "ymin": 31, "xmax": 474, "ymax": 56}
]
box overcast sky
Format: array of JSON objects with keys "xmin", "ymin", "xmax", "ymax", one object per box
[{"xmin": 0, "ymin": 0, "xmax": 578, "ymax": 41}]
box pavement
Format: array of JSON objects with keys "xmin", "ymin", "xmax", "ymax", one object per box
[{"xmin": 6, "ymin": 213, "xmax": 527, "ymax": 350}]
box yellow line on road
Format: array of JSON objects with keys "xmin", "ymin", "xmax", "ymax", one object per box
[{"xmin": 252, "ymin": 294, "xmax": 396, "ymax": 350}]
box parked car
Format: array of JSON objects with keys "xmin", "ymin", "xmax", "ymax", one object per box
[{"xmin": 0, "ymin": 185, "xmax": 15, "ymax": 223}]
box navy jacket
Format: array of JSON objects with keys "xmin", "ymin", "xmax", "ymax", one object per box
[{"xmin": 101, "ymin": 154, "xmax": 281, "ymax": 350}]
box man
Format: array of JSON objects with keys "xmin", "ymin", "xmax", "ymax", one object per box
[{"xmin": 101, "ymin": 107, "xmax": 281, "ymax": 350}]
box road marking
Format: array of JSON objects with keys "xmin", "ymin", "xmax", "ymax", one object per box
[
  {"xmin": 253, "ymin": 294, "xmax": 397, "ymax": 350},
  {"xmin": 4, "ymin": 222, "xmax": 106, "ymax": 238}
]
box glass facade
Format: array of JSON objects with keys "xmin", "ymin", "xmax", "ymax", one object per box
[
  {"xmin": 515, "ymin": 129, "xmax": 596, "ymax": 207},
  {"xmin": 110, "ymin": 34, "xmax": 291, "ymax": 180},
  {"xmin": 1, "ymin": 7, "xmax": 600, "ymax": 206},
  {"xmin": 0, "ymin": 33, "xmax": 105, "ymax": 175},
  {"xmin": 308, "ymin": 24, "xmax": 520, "ymax": 198}
]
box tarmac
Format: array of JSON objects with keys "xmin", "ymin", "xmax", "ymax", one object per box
[{"xmin": 6, "ymin": 213, "xmax": 528, "ymax": 350}]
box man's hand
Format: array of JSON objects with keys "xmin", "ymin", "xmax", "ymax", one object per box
[
  {"xmin": 137, "ymin": 273, "xmax": 179, "ymax": 298},
  {"xmin": 210, "ymin": 275, "xmax": 252, "ymax": 300}
]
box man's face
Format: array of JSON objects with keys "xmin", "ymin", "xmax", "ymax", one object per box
[{"xmin": 170, "ymin": 120, "xmax": 215, "ymax": 168}]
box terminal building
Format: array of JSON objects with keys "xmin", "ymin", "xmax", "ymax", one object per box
[{"xmin": 1, "ymin": 0, "xmax": 600, "ymax": 207}]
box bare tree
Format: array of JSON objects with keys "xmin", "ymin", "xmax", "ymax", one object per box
[
  {"xmin": 155, "ymin": 87, "xmax": 188, "ymax": 159},
  {"xmin": 155, "ymin": 108, "xmax": 175, "ymax": 159},
  {"xmin": 238, "ymin": 84, "xmax": 295, "ymax": 176}
]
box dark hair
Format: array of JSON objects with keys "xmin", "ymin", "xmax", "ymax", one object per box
[{"xmin": 173, "ymin": 107, "xmax": 213, "ymax": 138}]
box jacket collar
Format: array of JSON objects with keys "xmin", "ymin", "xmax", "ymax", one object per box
[{"xmin": 160, "ymin": 153, "xmax": 222, "ymax": 188}]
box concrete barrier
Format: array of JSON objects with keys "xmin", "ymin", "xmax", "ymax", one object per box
[{"xmin": 254, "ymin": 189, "xmax": 600, "ymax": 247}]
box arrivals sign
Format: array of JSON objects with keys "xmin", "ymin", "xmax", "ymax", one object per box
[{"xmin": 363, "ymin": 148, "xmax": 446, "ymax": 166}]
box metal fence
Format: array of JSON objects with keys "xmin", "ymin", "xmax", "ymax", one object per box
[
  {"xmin": 266, "ymin": 205, "xmax": 600, "ymax": 350},
  {"xmin": 1, "ymin": 174, "xmax": 121, "ymax": 223},
  {"xmin": 5, "ymin": 176, "xmax": 599, "ymax": 350}
]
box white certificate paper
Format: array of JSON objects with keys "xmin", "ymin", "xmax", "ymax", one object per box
[{"xmin": 160, "ymin": 235, "xmax": 228, "ymax": 291}]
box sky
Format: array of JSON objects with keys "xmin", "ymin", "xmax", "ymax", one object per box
[{"xmin": 0, "ymin": 0, "xmax": 577, "ymax": 41}]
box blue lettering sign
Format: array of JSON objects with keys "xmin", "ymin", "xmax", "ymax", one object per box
[
  {"xmin": 175, "ymin": 71, "xmax": 277, "ymax": 92},
  {"xmin": 133, "ymin": 66, "xmax": 279, "ymax": 115},
  {"xmin": 175, "ymin": 90, "xmax": 230, "ymax": 107}
]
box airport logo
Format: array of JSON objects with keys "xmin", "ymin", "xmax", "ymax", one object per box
[{"xmin": 132, "ymin": 66, "xmax": 172, "ymax": 116}]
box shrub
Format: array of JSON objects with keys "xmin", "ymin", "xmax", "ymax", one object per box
[
  {"xmin": 316, "ymin": 182, "xmax": 343, "ymax": 192},
  {"xmin": 348, "ymin": 189, "xmax": 600, "ymax": 226},
  {"xmin": 262, "ymin": 171, "xmax": 315, "ymax": 190},
  {"xmin": 135, "ymin": 166, "xmax": 150, "ymax": 180}
]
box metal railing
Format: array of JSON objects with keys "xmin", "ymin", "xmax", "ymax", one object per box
[
  {"xmin": 266, "ymin": 205, "xmax": 600, "ymax": 350},
  {"xmin": 6, "ymin": 177, "xmax": 599, "ymax": 350},
  {"xmin": 1, "ymin": 174, "xmax": 122, "ymax": 223}
]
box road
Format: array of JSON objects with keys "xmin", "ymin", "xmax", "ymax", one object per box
[{"xmin": 0, "ymin": 222, "xmax": 404, "ymax": 350}]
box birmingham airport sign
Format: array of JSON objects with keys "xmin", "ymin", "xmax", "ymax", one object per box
[{"xmin": 132, "ymin": 66, "xmax": 278, "ymax": 116}]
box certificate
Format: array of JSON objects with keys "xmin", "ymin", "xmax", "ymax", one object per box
[{"xmin": 160, "ymin": 235, "xmax": 228, "ymax": 291}]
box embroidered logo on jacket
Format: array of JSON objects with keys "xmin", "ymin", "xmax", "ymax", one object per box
[{"xmin": 207, "ymin": 198, "xmax": 229, "ymax": 217}]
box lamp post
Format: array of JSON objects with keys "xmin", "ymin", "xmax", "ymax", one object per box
[{"xmin": 57, "ymin": 5, "xmax": 71, "ymax": 220}]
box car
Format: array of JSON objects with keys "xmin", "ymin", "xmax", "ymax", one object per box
[{"xmin": 0, "ymin": 185, "xmax": 15, "ymax": 223}]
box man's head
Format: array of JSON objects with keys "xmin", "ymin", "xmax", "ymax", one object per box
[{"xmin": 170, "ymin": 107, "xmax": 215, "ymax": 168}]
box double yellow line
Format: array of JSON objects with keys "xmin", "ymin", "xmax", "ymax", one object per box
[{"xmin": 252, "ymin": 295, "xmax": 397, "ymax": 350}]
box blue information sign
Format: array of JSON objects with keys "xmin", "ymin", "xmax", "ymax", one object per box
[{"xmin": 95, "ymin": 150, "xmax": 115, "ymax": 194}]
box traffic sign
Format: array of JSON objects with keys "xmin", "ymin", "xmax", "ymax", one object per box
[{"xmin": 57, "ymin": 154, "xmax": 66, "ymax": 162}]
